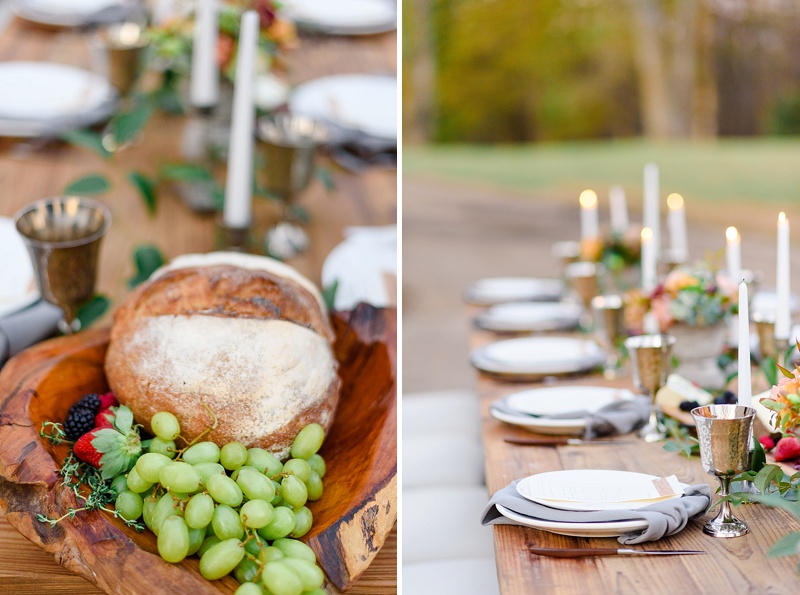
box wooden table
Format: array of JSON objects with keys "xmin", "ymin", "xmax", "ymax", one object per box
[
  {"xmin": 0, "ymin": 15, "xmax": 396, "ymax": 595},
  {"xmin": 472, "ymin": 325, "xmax": 800, "ymax": 594}
]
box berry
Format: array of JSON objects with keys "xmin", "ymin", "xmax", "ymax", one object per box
[
  {"xmin": 758, "ymin": 435, "xmax": 776, "ymax": 451},
  {"xmin": 64, "ymin": 407, "xmax": 96, "ymax": 440},
  {"xmin": 773, "ymin": 436, "xmax": 800, "ymax": 462},
  {"xmin": 99, "ymin": 392, "xmax": 118, "ymax": 410},
  {"xmin": 74, "ymin": 393, "xmax": 101, "ymax": 414},
  {"xmin": 95, "ymin": 408, "xmax": 116, "ymax": 430},
  {"xmin": 713, "ymin": 391, "xmax": 737, "ymax": 405},
  {"xmin": 72, "ymin": 406, "xmax": 143, "ymax": 479},
  {"xmin": 678, "ymin": 400, "xmax": 700, "ymax": 412},
  {"xmin": 73, "ymin": 429, "xmax": 104, "ymax": 468}
]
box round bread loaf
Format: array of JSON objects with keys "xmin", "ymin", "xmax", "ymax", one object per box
[{"xmin": 104, "ymin": 252, "xmax": 340, "ymax": 459}]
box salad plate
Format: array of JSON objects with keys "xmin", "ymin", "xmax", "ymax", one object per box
[
  {"xmin": 474, "ymin": 301, "xmax": 582, "ymax": 332},
  {"xmin": 281, "ymin": 0, "xmax": 396, "ymax": 35},
  {"xmin": 471, "ymin": 336, "xmax": 605, "ymax": 380},
  {"xmin": 464, "ymin": 277, "xmax": 563, "ymax": 306},
  {"xmin": 494, "ymin": 504, "xmax": 649, "ymax": 538}
]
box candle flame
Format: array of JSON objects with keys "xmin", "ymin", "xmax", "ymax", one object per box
[
  {"xmin": 666, "ymin": 193, "xmax": 683, "ymax": 210},
  {"xmin": 579, "ymin": 190, "xmax": 597, "ymax": 208},
  {"xmin": 118, "ymin": 22, "xmax": 141, "ymax": 46},
  {"xmin": 726, "ymin": 226, "xmax": 739, "ymax": 242},
  {"xmin": 779, "ymin": 211, "xmax": 787, "ymax": 223},
  {"xmin": 641, "ymin": 227, "xmax": 653, "ymax": 241}
]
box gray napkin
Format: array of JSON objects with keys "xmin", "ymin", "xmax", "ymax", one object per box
[
  {"xmin": 0, "ymin": 300, "xmax": 62, "ymax": 365},
  {"xmin": 491, "ymin": 394, "xmax": 652, "ymax": 439},
  {"xmin": 481, "ymin": 480, "xmax": 711, "ymax": 544}
]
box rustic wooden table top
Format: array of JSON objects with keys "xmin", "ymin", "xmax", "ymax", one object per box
[
  {"xmin": 0, "ymin": 15, "xmax": 396, "ymax": 595},
  {"xmin": 470, "ymin": 323, "xmax": 800, "ymax": 594}
]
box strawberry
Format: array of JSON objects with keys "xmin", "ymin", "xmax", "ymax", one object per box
[
  {"xmin": 99, "ymin": 392, "xmax": 118, "ymax": 410},
  {"xmin": 95, "ymin": 407, "xmax": 116, "ymax": 429},
  {"xmin": 758, "ymin": 434, "xmax": 776, "ymax": 451},
  {"xmin": 773, "ymin": 436, "xmax": 800, "ymax": 462},
  {"xmin": 72, "ymin": 405, "xmax": 142, "ymax": 479}
]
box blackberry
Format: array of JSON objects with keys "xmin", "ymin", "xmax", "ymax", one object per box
[
  {"xmin": 713, "ymin": 391, "xmax": 737, "ymax": 405},
  {"xmin": 73, "ymin": 393, "xmax": 101, "ymax": 414},
  {"xmin": 678, "ymin": 400, "xmax": 700, "ymax": 412},
  {"xmin": 64, "ymin": 407, "xmax": 96, "ymax": 440}
]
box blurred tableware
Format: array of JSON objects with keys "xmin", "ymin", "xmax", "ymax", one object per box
[
  {"xmin": 0, "ymin": 217, "xmax": 39, "ymax": 319},
  {"xmin": 471, "ymin": 336, "xmax": 605, "ymax": 381},
  {"xmin": 280, "ymin": 0, "xmax": 396, "ymax": 35},
  {"xmin": 14, "ymin": 197, "xmax": 111, "ymax": 334},
  {"xmin": 463, "ymin": 277, "xmax": 563, "ymax": 306},
  {"xmin": 0, "ymin": 300, "xmax": 62, "ymax": 365},
  {"xmin": 551, "ymin": 240, "xmax": 581, "ymax": 270},
  {"xmin": 503, "ymin": 437, "xmax": 635, "ymax": 446},
  {"xmin": 12, "ymin": 0, "xmax": 130, "ymax": 27},
  {"xmin": 474, "ymin": 301, "xmax": 582, "ymax": 333},
  {"xmin": 753, "ymin": 311, "xmax": 777, "ymax": 361},
  {"xmin": 528, "ymin": 547, "xmax": 706, "ymax": 558},
  {"xmin": 691, "ymin": 404, "xmax": 756, "ymax": 538},
  {"xmin": 625, "ymin": 334, "xmax": 676, "ymax": 442},
  {"xmin": 94, "ymin": 22, "xmax": 148, "ymax": 97},
  {"xmin": 0, "ymin": 62, "xmax": 116, "ymax": 138},
  {"xmin": 592, "ymin": 294, "xmax": 625, "ymax": 377},
  {"xmin": 565, "ymin": 261, "xmax": 602, "ymax": 328},
  {"xmin": 255, "ymin": 72, "xmax": 290, "ymax": 111}
]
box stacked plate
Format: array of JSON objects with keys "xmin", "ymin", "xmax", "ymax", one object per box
[
  {"xmin": 13, "ymin": 0, "xmax": 125, "ymax": 27},
  {"xmin": 474, "ymin": 301, "xmax": 582, "ymax": 333},
  {"xmin": 0, "ymin": 62, "xmax": 116, "ymax": 137},
  {"xmin": 0, "ymin": 217, "xmax": 39, "ymax": 319},
  {"xmin": 490, "ymin": 386, "xmax": 635, "ymax": 435},
  {"xmin": 281, "ymin": 0, "xmax": 396, "ymax": 35},
  {"xmin": 464, "ymin": 277, "xmax": 564, "ymax": 306},
  {"xmin": 471, "ymin": 336, "xmax": 605, "ymax": 381}
]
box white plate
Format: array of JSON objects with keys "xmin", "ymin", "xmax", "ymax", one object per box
[
  {"xmin": 281, "ymin": 0, "xmax": 396, "ymax": 34},
  {"xmin": 474, "ymin": 301, "xmax": 582, "ymax": 332},
  {"xmin": 471, "ymin": 337, "xmax": 605, "ymax": 379},
  {"xmin": 289, "ymin": 74, "xmax": 397, "ymax": 141},
  {"xmin": 495, "ymin": 504, "xmax": 649, "ymax": 538},
  {"xmin": 516, "ymin": 470, "xmax": 686, "ymax": 512},
  {"xmin": 13, "ymin": 0, "xmax": 120, "ymax": 26},
  {"xmin": 489, "ymin": 407, "xmax": 586, "ymax": 435},
  {"xmin": 464, "ymin": 277, "xmax": 563, "ymax": 306},
  {"xmin": 0, "ymin": 217, "xmax": 39, "ymax": 319},
  {"xmin": 505, "ymin": 386, "xmax": 635, "ymax": 417}
]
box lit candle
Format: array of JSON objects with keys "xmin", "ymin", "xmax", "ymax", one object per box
[
  {"xmin": 641, "ymin": 226, "xmax": 657, "ymax": 293},
  {"xmin": 579, "ymin": 189, "xmax": 599, "ymax": 240},
  {"xmin": 776, "ymin": 212, "xmax": 791, "ymax": 339},
  {"xmin": 666, "ymin": 193, "xmax": 688, "ymax": 263},
  {"xmin": 726, "ymin": 226, "xmax": 741, "ymax": 284},
  {"xmin": 190, "ymin": 0, "xmax": 220, "ymax": 109},
  {"xmin": 609, "ymin": 185, "xmax": 628, "ymax": 235},
  {"xmin": 643, "ymin": 163, "xmax": 660, "ymax": 261},
  {"xmin": 738, "ymin": 281, "xmax": 751, "ymax": 407},
  {"xmin": 223, "ymin": 10, "xmax": 259, "ymax": 229}
]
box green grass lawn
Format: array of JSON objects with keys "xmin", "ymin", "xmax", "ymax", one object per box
[{"xmin": 404, "ymin": 139, "xmax": 800, "ymax": 205}]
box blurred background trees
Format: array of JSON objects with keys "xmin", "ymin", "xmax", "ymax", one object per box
[{"xmin": 403, "ymin": 0, "xmax": 800, "ymax": 144}]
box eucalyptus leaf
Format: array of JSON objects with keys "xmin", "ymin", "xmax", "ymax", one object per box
[
  {"xmin": 767, "ymin": 531, "xmax": 800, "ymax": 558},
  {"xmin": 747, "ymin": 492, "xmax": 800, "ymax": 521},
  {"xmin": 64, "ymin": 173, "xmax": 110, "ymax": 196},
  {"xmin": 76, "ymin": 295, "xmax": 110, "ymax": 329},
  {"xmin": 750, "ymin": 438, "xmax": 767, "ymax": 473},
  {"xmin": 128, "ymin": 244, "xmax": 165, "ymax": 288},
  {"xmin": 159, "ymin": 162, "xmax": 215, "ymax": 182},
  {"xmin": 128, "ymin": 171, "xmax": 157, "ymax": 216},
  {"xmin": 59, "ymin": 129, "xmax": 111, "ymax": 160},
  {"xmin": 112, "ymin": 102, "xmax": 153, "ymax": 146},
  {"xmin": 761, "ymin": 356, "xmax": 778, "ymax": 388},
  {"xmin": 315, "ymin": 166, "xmax": 335, "ymax": 192},
  {"xmin": 322, "ymin": 279, "xmax": 339, "ymax": 311}
]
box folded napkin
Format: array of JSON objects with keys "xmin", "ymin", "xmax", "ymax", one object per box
[
  {"xmin": 0, "ymin": 300, "xmax": 62, "ymax": 365},
  {"xmin": 481, "ymin": 480, "xmax": 712, "ymax": 544},
  {"xmin": 491, "ymin": 394, "xmax": 652, "ymax": 440}
]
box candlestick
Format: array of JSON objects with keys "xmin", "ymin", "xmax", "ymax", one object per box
[
  {"xmin": 738, "ymin": 281, "xmax": 751, "ymax": 407},
  {"xmin": 222, "ymin": 10, "xmax": 259, "ymax": 230},
  {"xmin": 776, "ymin": 212, "xmax": 791, "ymax": 340},
  {"xmin": 726, "ymin": 226, "xmax": 741, "ymax": 283},
  {"xmin": 666, "ymin": 193, "xmax": 688, "ymax": 263},
  {"xmin": 579, "ymin": 190, "xmax": 599, "ymax": 240},
  {"xmin": 641, "ymin": 226, "xmax": 657, "ymax": 293},
  {"xmin": 190, "ymin": 0, "xmax": 220, "ymax": 109},
  {"xmin": 609, "ymin": 185, "xmax": 628, "ymax": 235},
  {"xmin": 643, "ymin": 163, "xmax": 660, "ymax": 261}
]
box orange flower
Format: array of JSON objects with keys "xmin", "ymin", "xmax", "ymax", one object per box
[{"xmin": 663, "ymin": 270, "xmax": 697, "ymax": 296}]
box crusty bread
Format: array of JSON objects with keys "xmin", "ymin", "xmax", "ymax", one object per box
[{"xmin": 104, "ymin": 252, "xmax": 340, "ymax": 459}]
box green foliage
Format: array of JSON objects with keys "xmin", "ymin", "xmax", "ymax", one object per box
[
  {"xmin": 128, "ymin": 171, "xmax": 158, "ymax": 216},
  {"xmin": 60, "ymin": 129, "xmax": 111, "ymax": 160},
  {"xmin": 662, "ymin": 418, "xmax": 699, "ymax": 458},
  {"xmin": 322, "ymin": 280, "xmax": 339, "ymax": 311},
  {"xmin": 315, "ymin": 167, "xmax": 336, "ymax": 192},
  {"xmin": 128, "ymin": 245, "xmax": 166, "ymax": 288},
  {"xmin": 76, "ymin": 295, "xmax": 110, "ymax": 329},
  {"xmin": 111, "ymin": 100, "xmax": 153, "ymax": 147},
  {"xmin": 761, "ymin": 356, "xmax": 779, "ymax": 388},
  {"xmin": 64, "ymin": 174, "xmax": 111, "ymax": 196}
]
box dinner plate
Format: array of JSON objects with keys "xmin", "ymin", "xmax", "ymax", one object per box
[
  {"xmin": 0, "ymin": 217, "xmax": 39, "ymax": 319},
  {"xmin": 13, "ymin": 0, "xmax": 122, "ymax": 26},
  {"xmin": 495, "ymin": 504, "xmax": 649, "ymax": 538},
  {"xmin": 474, "ymin": 301, "xmax": 582, "ymax": 332},
  {"xmin": 471, "ymin": 336, "xmax": 605, "ymax": 380},
  {"xmin": 289, "ymin": 74, "xmax": 397, "ymax": 141},
  {"xmin": 516, "ymin": 470, "xmax": 687, "ymax": 512},
  {"xmin": 463, "ymin": 277, "xmax": 564, "ymax": 306},
  {"xmin": 281, "ymin": 0, "xmax": 396, "ymax": 35}
]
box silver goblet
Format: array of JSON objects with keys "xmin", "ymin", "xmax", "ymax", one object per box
[
  {"xmin": 624, "ymin": 334, "xmax": 676, "ymax": 442},
  {"xmin": 565, "ymin": 261, "xmax": 603, "ymax": 329},
  {"xmin": 691, "ymin": 405, "xmax": 756, "ymax": 538},
  {"xmin": 592, "ymin": 294, "xmax": 626, "ymax": 378},
  {"xmin": 14, "ymin": 197, "xmax": 111, "ymax": 334}
]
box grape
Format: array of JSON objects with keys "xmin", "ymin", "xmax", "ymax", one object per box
[
  {"xmin": 212, "ymin": 504, "xmax": 244, "ymax": 540},
  {"xmin": 152, "ymin": 492, "xmax": 183, "ymax": 536},
  {"xmin": 246, "ymin": 448, "xmax": 283, "ymax": 477},
  {"xmin": 135, "ymin": 452, "xmax": 173, "ymax": 483},
  {"xmin": 257, "ymin": 506, "xmax": 295, "ymax": 541},
  {"xmin": 187, "ymin": 525, "xmax": 206, "ymax": 556},
  {"xmin": 303, "ymin": 590, "xmax": 327, "ymax": 595},
  {"xmin": 115, "ymin": 490, "xmax": 143, "ymax": 521},
  {"xmin": 110, "ymin": 474, "xmax": 127, "ymax": 497},
  {"xmin": 207, "ymin": 472, "xmax": 244, "ymax": 507},
  {"xmin": 272, "ymin": 538, "xmax": 316, "ymax": 563},
  {"xmin": 239, "ymin": 499, "xmax": 274, "ymax": 529},
  {"xmin": 142, "ymin": 493, "xmax": 158, "ymax": 530},
  {"xmin": 306, "ymin": 454, "xmax": 326, "ymax": 478},
  {"xmin": 159, "ymin": 461, "xmax": 201, "ymax": 493},
  {"xmin": 290, "ymin": 423, "xmax": 325, "ymax": 460},
  {"xmin": 281, "ymin": 475, "xmax": 308, "ymax": 508},
  {"xmin": 148, "ymin": 436, "xmax": 177, "ymax": 458},
  {"xmin": 151, "ymin": 411, "xmax": 181, "ymax": 441},
  {"xmin": 193, "ymin": 462, "xmax": 226, "ymax": 485},
  {"xmin": 198, "ymin": 535, "xmax": 222, "ymax": 558},
  {"xmin": 305, "ymin": 471, "xmax": 323, "ymax": 502},
  {"xmin": 281, "ymin": 557, "xmax": 324, "ymax": 591},
  {"xmin": 182, "ymin": 441, "xmax": 221, "ymax": 465},
  {"xmin": 261, "ymin": 560, "xmax": 304, "ymax": 595},
  {"xmin": 125, "ymin": 467, "xmax": 154, "ymax": 494},
  {"xmin": 220, "ymin": 441, "xmax": 249, "ymax": 470},
  {"xmin": 185, "ymin": 493, "xmax": 215, "ymax": 529},
  {"xmin": 259, "ymin": 545, "xmax": 285, "ymax": 564},
  {"xmin": 270, "ymin": 480, "xmax": 284, "ymax": 506},
  {"xmin": 289, "ymin": 506, "xmax": 312, "ymax": 538},
  {"xmin": 233, "ymin": 556, "xmax": 260, "ymax": 584},
  {"xmin": 158, "ymin": 515, "xmax": 190, "ymax": 563},
  {"xmin": 235, "ymin": 582, "xmax": 263, "ymax": 595},
  {"xmin": 199, "ymin": 538, "xmax": 245, "ymax": 580},
  {"xmin": 236, "ymin": 467, "xmax": 276, "ymax": 502},
  {"xmin": 282, "ymin": 459, "xmax": 311, "ymax": 483}
]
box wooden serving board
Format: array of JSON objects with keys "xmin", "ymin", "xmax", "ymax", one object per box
[{"xmin": 0, "ymin": 305, "xmax": 396, "ymax": 593}]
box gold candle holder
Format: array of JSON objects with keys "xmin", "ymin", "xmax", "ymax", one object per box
[
  {"xmin": 216, "ymin": 217, "xmax": 252, "ymax": 253},
  {"xmin": 97, "ymin": 23, "xmax": 149, "ymax": 97},
  {"xmin": 753, "ymin": 312, "xmax": 776, "ymax": 361}
]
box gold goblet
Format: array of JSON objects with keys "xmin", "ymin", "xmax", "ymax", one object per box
[
  {"xmin": 592, "ymin": 294, "xmax": 626, "ymax": 378},
  {"xmin": 565, "ymin": 261, "xmax": 602, "ymax": 329},
  {"xmin": 14, "ymin": 197, "xmax": 111, "ymax": 335},
  {"xmin": 624, "ymin": 334, "xmax": 676, "ymax": 442}
]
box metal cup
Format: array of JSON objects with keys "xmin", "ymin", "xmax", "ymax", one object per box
[
  {"xmin": 592, "ymin": 294, "xmax": 625, "ymax": 378},
  {"xmin": 691, "ymin": 405, "xmax": 756, "ymax": 538},
  {"xmin": 565, "ymin": 261, "xmax": 603, "ymax": 328},
  {"xmin": 753, "ymin": 311, "xmax": 777, "ymax": 361},
  {"xmin": 95, "ymin": 22, "xmax": 149, "ymax": 97},
  {"xmin": 14, "ymin": 197, "xmax": 111, "ymax": 334},
  {"xmin": 624, "ymin": 334, "xmax": 676, "ymax": 442}
]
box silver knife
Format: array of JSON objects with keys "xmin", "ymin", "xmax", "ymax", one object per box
[{"xmin": 529, "ymin": 547, "xmax": 706, "ymax": 558}]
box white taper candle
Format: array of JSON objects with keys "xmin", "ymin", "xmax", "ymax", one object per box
[
  {"xmin": 738, "ymin": 281, "xmax": 751, "ymax": 407},
  {"xmin": 579, "ymin": 190, "xmax": 599, "ymax": 240},
  {"xmin": 643, "ymin": 163, "xmax": 660, "ymax": 261},
  {"xmin": 641, "ymin": 226, "xmax": 657, "ymax": 293},
  {"xmin": 666, "ymin": 193, "xmax": 688, "ymax": 263},
  {"xmin": 190, "ymin": 0, "xmax": 220, "ymax": 109},
  {"xmin": 609, "ymin": 185, "xmax": 628, "ymax": 235},
  {"xmin": 776, "ymin": 212, "xmax": 791, "ymax": 340}
]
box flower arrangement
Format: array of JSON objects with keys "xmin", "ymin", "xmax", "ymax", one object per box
[
  {"xmin": 761, "ymin": 354, "xmax": 800, "ymax": 435},
  {"xmin": 579, "ymin": 231, "xmax": 641, "ymax": 273}
]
